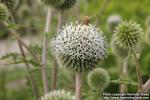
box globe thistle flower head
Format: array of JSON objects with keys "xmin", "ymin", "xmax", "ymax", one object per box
[
  {"xmin": 107, "ymin": 15, "xmax": 122, "ymax": 32},
  {"xmin": 55, "ymin": 0, "xmax": 76, "ymax": 11},
  {"xmin": 41, "ymin": 90, "xmax": 75, "ymax": 100},
  {"xmin": 1, "ymin": 0, "xmax": 19, "ymax": 9},
  {"xmin": 111, "ymin": 39, "xmax": 129, "ymax": 59},
  {"xmin": 40, "ymin": 0, "xmax": 65, "ymax": 7},
  {"xmin": 0, "ymin": 4, "xmax": 8, "ymax": 21},
  {"xmin": 114, "ymin": 20, "xmax": 143, "ymax": 49},
  {"xmin": 51, "ymin": 22, "xmax": 108, "ymax": 72},
  {"xmin": 87, "ymin": 68, "xmax": 110, "ymax": 91}
]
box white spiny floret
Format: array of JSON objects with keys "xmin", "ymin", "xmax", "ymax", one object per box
[
  {"xmin": 52, "ymin": 22, "xmax": 107, "ymax": 72},
  {"xmin": 41, "ymin": 90, "xmax": 75, "ymax": 100}
]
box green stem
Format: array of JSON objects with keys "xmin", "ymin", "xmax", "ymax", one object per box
[
  {"xmin": 41, "ymin": 7, "xmax": 52, "ymax": 93},
  {"xmin": 119, "ymin": 58, "xmax": 128, "ymax": 92},
  {"xmin": 51, "ymin": 11, "xmax": 64, "ymax": 91},
  {"xmin": 132, "ymin": 49, "xmax": 143, "ymax": 91},
  {"xmin": 75, "ymin": 72, "xmax": 82, "ymax": 100}
]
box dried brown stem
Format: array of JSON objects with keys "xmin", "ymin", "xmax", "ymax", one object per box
[
  {"xmin": 7, "ymin": 14, "xmax": 39, "ymax": 99},
  {"xmin": 18, "ymin": 37, "xmax": 39, "ymax": 100}
]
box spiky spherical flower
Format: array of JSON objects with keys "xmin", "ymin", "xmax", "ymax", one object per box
[
  {"xmin": 145, "ymin": 28, "xmax": 150, "ymax": 45},
  {"xmin": 1, "ymin": 0, "xmax": 19, "ymax": 9},
  {"xmin": 114, "ymin": 21, "xmax": 143, "ymax": 49},
  {"xmin": 107, "ymin": 15, "xmax": 122, "ymax": 32},
  {"xmin": 41, "ymin": 90, "xmax": 75, "ymax": 100},
  {"xmin": 51, "ymin": 22, "xmax": 107, "ymax": 72},
  {"xmin": 0, "ymin": 4, "xmax": 8, "ymax": 21},
  {"xmin": 55, "ymin": 0, "xmax": 76, "ymax": 10},
  {"xmin": 40, "ymin": 0, "xmax": 65, "ymax": 7},
  {"xmin": 111, "ymin": 39, "xmax": 129, "ymax": 58},
  {"xmin": 87, "ymin": 68, "xmax": 110, "ymax": 91}
]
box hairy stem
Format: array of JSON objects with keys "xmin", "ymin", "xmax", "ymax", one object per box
[
  {"xmin": 119, "ymin": 58, "xmax": 128, "ymax": 92},
  {"xmin": 3, "ymin": 21, "xmax": 40, "ymax": 64},
  {"xmin": 9, "ymin": 30, "xmax": 40, "ymax": 63},
  {"xmin": 41, "ymin": 7, "xmax": 52, "ymax": 93},
  {"xmin": 18, "ymin": 38, "xmax": 39, "ymax": 100},
  {"xmin": 8, "ymin": 14, "xmax": 39, "ymax": 99},
  {"xmin": 51, "ymin": 11, "xmax": 64, "ymax": 91},
  {"xmin": 132, "ymin": 49, "xmax": 143, "ymax": 91},
  {"xmin": 75, "ymin": 72, "xmax": 82, "ymax": 100}
]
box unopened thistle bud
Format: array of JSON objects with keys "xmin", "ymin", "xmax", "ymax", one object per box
[
  {"xmin": 0, "ymin": 4, "xmax": 8, "ymax": 21},
  {"xmin": 55, "ymin": 0, "xmax": 76, "ymax": 10},
  {"xmin": 114, "ymin": 21, "xmax": 143, "ymax": 49},
  {"xmin": 51, "ymin": 22, "xmax": 107, "ymax": 72},
  {"xmin": 41, "ymin": 90, "xmax": 75, "ymax": 100},
  {"xmin": 87, "ymin": 68, "xmax": 110, "ymax": 91},
  {"xmin": 40, "ymin": 0, "xmax": 65, "ymax": 7},
  {"xmin": 1, "ymin": 0, "xmax": 19, "ymax": 9}
]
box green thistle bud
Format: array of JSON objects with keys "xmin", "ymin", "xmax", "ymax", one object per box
[
  {"xmin": 0, "ymin": 4, "xmax": 8, "ymax": 21},
  {"xmin": 1, "ymin": 0, "xmax": 19, "ymax": 9},
  {"xmin": 55, "ymin": 0, "xmax": 76, "ymax": 10},
  {"xmin": 87, "ymin": 68, "xmax": 110, "ymax": 91},
  {"xmin": 111, "ymin": 39, "xmax": 129, "ymax": 58},
  {"xmin": 114, "ymin": 21, "xmax": 143, "ymax": 49},
  {"xmin": 41, "ymin": 90, "xmax": 75, "ymax": 100},
  {"xmin": 145, "ymin": 28, "xmax": 150, "ymax": 45},
  {"xmin": 40, "ymin": 0, "xmax": 65, "ymax": 7},
  {"xmin": 51, "ymin": 22, "xmax": 107, "ymax": 72}
]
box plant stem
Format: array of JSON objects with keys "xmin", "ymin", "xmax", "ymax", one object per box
[
  {"xmin": 75, "ymin": 72, "xmax": 82, "ymax": 100},
  {"xmin": 119, "ymin": 58, "xmax": 128, "ymax": 92},
  {"xmin": 8, "ymin": 14, "xmax": 39, "ymax": 99},
  {"xmin": 18, "ymin": 38, "xmax": 39, "ymax": 100},
  {"xmin": 0, "ymin": 70, "xmax": 7, "ymax": 100},
  {"xmin": 51, "ymin": 11, "xmax": 64, "ymax": 91},
  {"xmin": 132, "ymin": 49, "xmax": 143, "ymax": 91},
  {"xmin": 51, "ymin": 59, "xmax": 58, "ymax": 90},
  {"xmin": 142, "ymin": 79, "xmax": 150, "ymax": 92},
  {"xmin": 9, "ymin": 30, "xmax": 40, "ymax": 63},
  {"xmin": 41, "ymin": 7, "xmax": 52, "ymax": 93},
  {"xmin": 3, "ymin": 21, "xmax": 40, "ymax": 64}
]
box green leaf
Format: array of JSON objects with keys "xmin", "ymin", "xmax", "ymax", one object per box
[
  {"xmin": 0, "ymin": 53, "xmax": 20, "ymax": 60},
  {"xmin": 7, "ymin": 23, "xmax": 23, "ymax": 30},
  {"xmin": 111, "ymin": 79, "xmax": 138, "ymax": 86}
]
